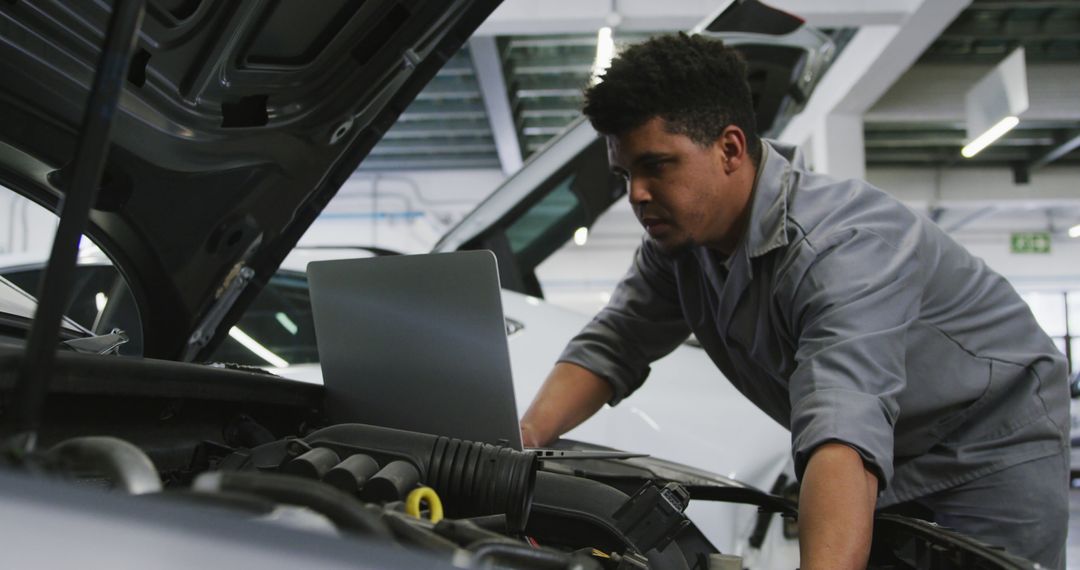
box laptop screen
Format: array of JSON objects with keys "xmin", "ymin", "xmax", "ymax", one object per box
[{"xmin": 307, "ymin": 251, "xmax": 524, "ymax": 449}]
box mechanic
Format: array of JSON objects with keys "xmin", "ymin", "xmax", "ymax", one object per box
[{"xmin": 518, "ymin": 33, "xmax": 1069, "ymax": 570}]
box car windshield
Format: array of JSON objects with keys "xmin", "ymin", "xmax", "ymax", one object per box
[{"xmin": 207, "ymin": 270, "xmax": 319, "ymax": 368}]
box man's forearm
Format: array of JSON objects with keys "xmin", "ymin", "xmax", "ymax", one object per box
[
  {"xmin": 519, "ymin": 362, "xmax": 613, "ymax": 447},
  {"xmin": 798, "ymin": 443, "xmax": 879, "ymax": 570}
]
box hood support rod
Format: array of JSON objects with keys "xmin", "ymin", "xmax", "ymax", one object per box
[{"xmin": 9, "ymin": 0, "xmax": 146, "ymax": 451}]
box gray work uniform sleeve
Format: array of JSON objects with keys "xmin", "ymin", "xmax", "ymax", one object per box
[
  {"xmin": 786, "ymin": 228, "xmax": 920, "ymax": 489},
  {"xmin": 558, "ymin": 239, "xmax": 691, "ymax": 404}
]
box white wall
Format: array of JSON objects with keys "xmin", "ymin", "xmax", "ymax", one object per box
[
  {"xmin": 868, "ymin": 166, "xmax": 1080, "ymax": 289},
  {"xmin": 867, "ymin": 165, "xmax": 1080, "ymax": 210},
  {"xmin": 536, "ymin": 165, "xmax": 1080, "ymax": 315},
  {"xmin": 299, "ymin": 169, "xmax": 506, "ymax": 254},
  {"xmin": 0, "ymin": 191, "xmax": 59, "ymax": 257},
  {"xmin": 1, "ymin": 168, "xmax": 510, "ymax": 260},
  {"xmin": 962, "ymin": 239, "xmax": 1080, "ymax": 291}
]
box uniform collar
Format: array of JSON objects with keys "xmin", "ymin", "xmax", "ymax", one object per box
[
  {"xmin": 745, "ymin": 139, "xmax": 798, "ymax": 259},
  {"xmin": 717, "ymin": 139, "xmax": 798, "ymax": 279}
]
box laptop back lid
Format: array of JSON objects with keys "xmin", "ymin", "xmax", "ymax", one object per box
[{"xmin": 306, "ymin": 250, "xmax": 523, "ymax": 449}]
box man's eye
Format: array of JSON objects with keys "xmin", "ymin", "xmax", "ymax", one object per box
[{"xmin": 643, "ymin": 161, "xmax": 666, "ymax": 175}]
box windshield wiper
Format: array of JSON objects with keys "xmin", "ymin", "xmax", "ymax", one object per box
[
  {"xmin": 62, "ymin": 330, "xmax": 130, "ymax": 356},
  {"xmin": 8, "ymin": 0, "xmax": 146, "ymax": 453}
]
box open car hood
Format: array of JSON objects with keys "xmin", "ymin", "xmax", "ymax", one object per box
[{"xmin": 0, "ymin": 0, "xmax": 499, "ymax": 360}]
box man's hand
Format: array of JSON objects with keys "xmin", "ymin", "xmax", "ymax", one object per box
[
  {"xmin": 798, "ymin": 442, "xmax": 879, "ymax": 570},
  {"xmin": 519, "ymin": 362, "xmax": 613, "ymax": 447}
]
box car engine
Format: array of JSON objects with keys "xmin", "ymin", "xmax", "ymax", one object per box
[
  {"xmin": 0, "ymin": 346, "xmax": 1041, "ymax": 569},
  {"xmin": 18, "ymin": 420, "xmax": 713, "ymax": 569}
]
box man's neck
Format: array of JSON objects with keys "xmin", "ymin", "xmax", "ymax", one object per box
[{"xmin": 708, "ymin": 155, "xmax": 760, "ymax": 256}]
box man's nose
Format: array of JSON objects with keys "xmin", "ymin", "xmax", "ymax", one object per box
[{"xmin": 628, "ymin": 177, "xmax": 651, "ymax": 205}]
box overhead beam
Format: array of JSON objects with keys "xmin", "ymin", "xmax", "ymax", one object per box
[
  {"xmin": 779, "ymin": 0, "xmax": 970, "ymax": 177},
  {"xmin": 940, "ymin": 206, "xmax": 999, "ymax": 232},
  {"xmin": 468, "ymin": 36, "xmax": 523, "ymax": 175},
  {"xmin": 474, "ymin": 0, "xmax": 916, "ymax": 36},
  {"xmin": 779, "ymin": 25, "xmax": 897, "ymax": 148},
  {"xmin": 781, "ymin": 0, "xmax": 971, "ymax": 147},
  {"xmin": 1030, "ymin": 129, "xmax": 1080, "ymax": 170},
  {"xmin": 941, "ymin": 31, "xmax": 1080, "ymax": 42},
  {"xmin": 868, "ymin": 165, "xmax": 1080, "ymax": 210}
]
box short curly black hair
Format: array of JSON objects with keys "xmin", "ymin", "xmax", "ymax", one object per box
[{"xmin": 583, "ymin": 33, "xmax": 761, "ymax": 164}]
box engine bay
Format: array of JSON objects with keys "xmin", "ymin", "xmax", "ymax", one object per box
[{"xmin": 0, "ymin": 346, "xmax": 1038, "ymax": 570}]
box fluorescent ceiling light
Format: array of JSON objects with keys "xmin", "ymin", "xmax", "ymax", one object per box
[
  {"xmin": 229, "ymin": 326, "xmax": 289, "ymax": 368},
  {"xmin": 590, "ymin": 27, "xmax": 614, "ymax": 86},
  {"xmin": 573, "ymin": 226, "xmax": 589, "ymax": 246},
  {"xmin": 961, "ymin": 116, "xmax": 1019, "ymax": 158},
  {"xmin": 1069, "ymin": 224, "xmax": 1080, "ymax": 239},
  {"xmin": 275, "ymin": 312, "xmax": 298, "ymax": 335}
]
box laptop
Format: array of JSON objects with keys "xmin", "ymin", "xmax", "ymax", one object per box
[
  {"xmin": 307, "ymin": 250, "xmax": 525, "ymax": 448},
  {"xmin": 307, "ymin": 250, "xmax": 646, "ymax": 460}
]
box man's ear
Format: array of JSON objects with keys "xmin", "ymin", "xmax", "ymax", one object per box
[{"xmin": 717, "ymin": 126, "xmax": 749, "ymax": 174}]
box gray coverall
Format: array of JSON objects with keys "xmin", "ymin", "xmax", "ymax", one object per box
[{"xmin": 560, "ymin": 140, "xmax": 1070, "ymax": 568}]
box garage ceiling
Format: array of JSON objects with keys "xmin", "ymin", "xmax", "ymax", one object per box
[
  {"xmin": 362, "ymin": 0, "xmax": 1080, "ymax": 174},
  {"xmin": 865, "ymin": 0, "xmax": 1080, "ymax": 170},
  {"xmin": 362, "ymin": 28, "xmax": 854, "ymax": 171},
  {"xmin": 360, "ymin": 32, "xmax": 657, "ymax": 171}
]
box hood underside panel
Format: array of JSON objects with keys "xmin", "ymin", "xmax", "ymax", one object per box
[{"xmin": 0, "ymin": 0, "xmax": 499, "ymax": 358}]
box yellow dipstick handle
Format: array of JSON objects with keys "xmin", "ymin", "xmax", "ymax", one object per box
[{"xmin": 405, "ymin": 486, "xmax": 444, "ymax": 523}]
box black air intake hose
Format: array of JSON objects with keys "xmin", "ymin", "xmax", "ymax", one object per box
[
  {"xmin": 361, "ymin": 460, "xmax": 421, "ymax": 502},
  {"xmin": 303, "ymin": 424, "xmax": 537, "ymax": 531}
]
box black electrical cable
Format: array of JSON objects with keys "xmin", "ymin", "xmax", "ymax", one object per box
[
  {"xmin": 433, "ymin": 518, "xmax": 517, "ymax": 548},
  {"xmin": 9, "ymin": 0, "xmax": 146, "ymax": 449},
  {"xmin": 380, "ymin": 512, "xmax": 460, "ymax": 554},
  {"xmin": 468, "ymin": 540, "xmax": 603, "ymax": 570},
  {"xmin": 193, "ymin": 471, "xmax": 393, "ymax": 540}
]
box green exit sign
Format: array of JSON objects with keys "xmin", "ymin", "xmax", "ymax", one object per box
[{"xmin": 1010, "ymin": 232, "xmax": 1052, "ymax": 254}]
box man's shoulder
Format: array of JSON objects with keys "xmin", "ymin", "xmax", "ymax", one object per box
[
  {"xmin": 783, "ymin": 166, "xmax": 923, "ymax": 252},
  {"xmin": 757, "ymin": 139, "xmax": 919, "ymax": 249}
]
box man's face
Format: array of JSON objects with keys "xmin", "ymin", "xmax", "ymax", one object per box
[{"xmin": 607, "ymin": 117, "xmax": 751, "ymax": 255}]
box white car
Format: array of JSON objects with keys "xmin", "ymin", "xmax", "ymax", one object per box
[{"xmin": 0, "ymin": 244, "xmax": 797, "ymax": 563}]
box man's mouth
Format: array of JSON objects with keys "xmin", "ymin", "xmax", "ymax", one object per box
[{"xmin": 641, "ymin": 217, "xmax": 671, "ymax": 236}]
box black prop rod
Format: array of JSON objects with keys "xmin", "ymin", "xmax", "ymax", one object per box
[{"xmin": 10, "ymin": 0, "xmax": 146, "ymax": 451}]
